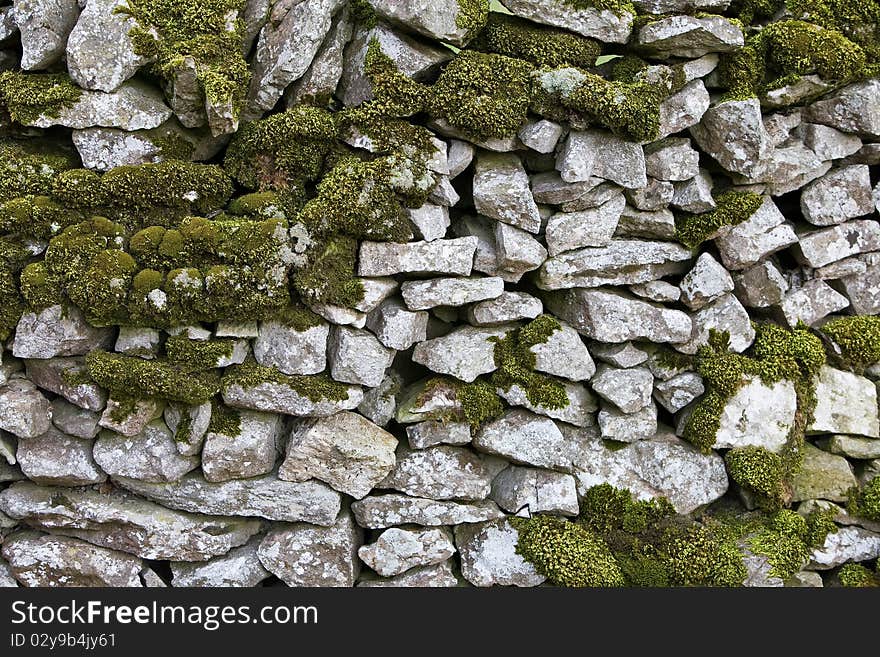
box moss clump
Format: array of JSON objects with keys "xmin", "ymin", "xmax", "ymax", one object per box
[
  {"xmin": 736, "ymin": 0, "xmax": 785, "ymax": 24},
  {"xmin": 350, "ymin": 0, "xmax": 378, "ymax": 28},
  {"xmin": 271, "ymin": 303, "xmax": 325, "ymax": 332},
  {"xmin": 117, "ymin": 0, "xmax": 250, "ymax": 126},
  {"xmin": 725, "ymin": 446, "xmax": 788, "ymax": 511},
  {"xmin": 0, "ymin": 71, "xmax": 82, "ymax": 125},
  {"xmin": 224, "ymin": 106, "xmax": 337, "ymax": 191},
  {"xmin": 0, "ymin": 195, "xmax": 85, "ymax": 241},
  {"xmin": 748, "ymin": 508, "xmax": 837, "ymax": 579},
  {"xmin": 292, "ymin": 236, "xmax": 365, "ymax": 308},
  {"xmin": 85, "ymin": 350, "xmax": 221, "ymax": 404},
  {"xmin": 719, "ymin": 20, "xmax": 868, "ymax": 102},
  {"xmin": 0, "ymin": 141, "xmax": 77, "ymax": 203},
  {"xmin": 458, "ymin": 380, "xmax": 504, "ymax": 430},
  {"xmin": 822, "ymin": 315, "xmax": 880, "ymax": 370},
  {"xmin": 455, "ymin": 0, "xmax": 490, "ymax": 39},
  {"xmin": 490, "ymin": 315, "xmax": 569, "ymax": 410},
  {"xmin": 848, "ymin": 477, "xmax": 880, "ymax": 522},
  {"xmin": 511, "ymin": 514, "xmax": 625, "ymax": 587},
  {"xmin": 470, "ymin": 13, "xmax": 601, "ymax": 69},
  {"xmin": 227, "ymin": 192, "xmax": 284, "ymax": 218},
  {"xmin": 207, "ymin": 401, "xmax": 241, "ymax": 436},
  {"xmin": 562, "ymin": 0, "xmax": 635, "ymax": 13},
  {"xmin": 165, "ymin": 334, "xmax": 236, "ymax": 369},
  {"xmin": 19, "ymin": 262, "xmax": 64, "ymax": 311},
  {"xmin": 786, "ymin": 0, "xmax": 880, "ymax": 61},
  {"xmin": 221, "ymin": 358, "xmax": 351, "ymax": 403},
  {"xmin": 531, "ymin": 67, "xmax": 666, "ymax": 142},
  {"xmin": 665, "ymin": 524, "xmax": 748, "ymax": 587},
  {"xmin": 675, "ymin": 191, "xmax": 765, "ymax": 249},
  {"xmin": 0, "ymin": 269, "xmax": 24, "ymax": 341},
  {"xmin": 838, "ymin": 563, "xmax": 879, "ymax": 587}
]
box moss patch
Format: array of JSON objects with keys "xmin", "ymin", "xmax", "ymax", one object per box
[
  {"xmin": 848, "ymin": 476, "xmax": 880, "ymax": 522},
  {"xmin": 821, "ymin": 315, "xmax": 880, "ymax": 370},
  {"xmin": 221, "ymin": 358, "xmax": 351, "ymax": 403},
  {"xmin": 725, "ymin": 446, "xmax": 788, "ymax": 511},
  {"xmin": 675, "ymin": 191, "xmax": 765, "ymax": 249},
  {"xmin": 0, "ymin": 72, "xmax": 83, "ymax": 125}
]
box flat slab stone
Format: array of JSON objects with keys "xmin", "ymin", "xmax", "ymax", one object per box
[{"xmin": 350, "ymin": 494, "xmax": 504, "ymax": 529}]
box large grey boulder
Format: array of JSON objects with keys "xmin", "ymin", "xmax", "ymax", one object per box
[
  {"xmin": 691, "ymin": 99, "xmax": 773, "ymax": 177},
  {"xmin": 17, "ymin": 426, "xmax": 105, "ymax": 486},
  {"xmin": 800, "ymin": 165, "xmax": 874, "ymax": 226},
  {"xmin": 13, "ymin": 0, "xmax": 80, "ymax": 70},
  {"xmin": 93, "ymin": 421, "xmax": 200, "ymax": 484},
  {"xmin": 13, "ymin": 304, "xmax": 112, "ymax": 359}
]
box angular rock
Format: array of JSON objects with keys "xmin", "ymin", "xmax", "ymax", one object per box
[
  {"xmin": 1, "ymin": 531, "xmax": 141, "ymax": 587},
  {"xmin": 473, "ymin": 152, "xmax": 541, "ymax": 234},
  {"xmin": 114, "ymin": 326, "xmax": 160, "ymax": 359},
  {"xmin": 366, "ymin": 298, "xmax": 428, "ymax": 350},
  {"xmin": 672, "ymin": 169, "xmax": 715, "ymax": 213},
  {"xmin": 598, "ymin": 403, "xmax": 658, "ymax": 443},
  {"xmin": 626, "ymin": 178, "xmax": 674, "ymax": 211},
  {"xmin": 636, "ymin": 15, "xmax": 743, "ymax": 59},
  {"xmin": 800, "ymin": 165, "xmax": 874, "ymax": 226},
  {"xmin": 279, "ymin": 411, "xmax": 397, "ymax": 499},
  {"xmin": 115, "ymin": 471, "xmax": 342, "ymax": 525},
  {"xmin": 778, "ymin": 279, "xmax": 849, "ymax": 328},
  {"xmin": 248, "ymin": 0, "xmax": 346, "ymax": 115},
  {"xmin": 358, "ymin": 527, "xmax": 455, "ymax": 577},
  {"xmin": 714, "ymin": 197, "xmax": 798, "ymax": 270},
  {"xmin": 12, "ymin": 304, "xmax": 111, "ymax": 359},
  {"xmin": 677, "ymin": 293, "xmax": 756, "ymax": 354},
  {"xmin": 644, "ymin": 137, "xmax": 700, "ymax": 181},
  {"xmin": 51, "ymin": 398, "xmax": 100, "ymax": 439},
  {"xmin": 474, "ymin": 409, "xmax": 574, "ymax": 471},
  {"xmin": 804, "ymin": 79, "xmax": 880, "ymax": 138},
  {"xmin": 406, "ymin": 203, "xmax": 450, "ymax": 242},
  {"xmin": 810, "ymin": 526, "xmax": 880, "ymax": 569},
  {"xmin": 24, "ymin": 358, "xmax": 106, "ymax": 412},
  {"xmin": 358, "ymin": 237, "xmax": 477, "ymax": 276},
  {"xmin": 258, "ymin": 511, "xmax": 362, "ymax": 587},
  {"xmin": 519, "ymin": 119, "xmax": 564, "ymax": 153},
  {"xmin": 98, "ymin": 396, "xmax": 163, "ymax": 437},
  {"xmin": 840, "ymin": 253, "xmax": 880, "ymax": 314},
  {"xmin": 809, "ymin": 366, "xmax": 879, "ymax": 438},
  {"xmin": 412, "ymin": 325, "xmax": 508, "ymax": 383},
  {"xmin": 328, "ymin": 326, "xmax": 395, "ymax": 388},
  {"xmin": 501, "ymin": 0, "xmax": 632, "ymax": 43},
  {"xmin": 163, "ymin": 401, "xmax": 211, "ymax": 457},
  {"xmin": 658, "ymin": 79, "xmax": 710, "ymax": 139},
  {"xmin": 530, "ymin": 322, "xmax": 595, "ymax": 381},
  {"xmin": 494, "ymin": 222, "xmax": 548, "ymax": 282},
  {"xmin": 490, "ymin": 465, "xmax": 579, "ymax": 516},
  {"xmin": 201, "ymin": 410, "xmax": 281, "ymax": 482},
  {"xmin": 94, "ymin": 421, "xmax": 200, "ymax": 484},
  {"xmin": 379, "ymin": 445, "xmax": 503, "ymax": 501},
  {"xmin": 798, "ymin": 220, "xmax": 880, "ymax": 269},
  {"xmin": 65, "ymin": 0, "xmax": 149, "ymax": 91},
  {"xmin": 253, "ymin": 319, "xmax": 329, "ymax": 376},
  {"xmin": 13, "ymin": 0, "xmax": 79, "ymax": 70},
  {"xmin": 653, "ymin": 372, "xmax": 705, "ymax": 414},
  {"xmin": 0, "ymin": 379, "xmax": 51, "ymax": 439},
  {"xmin": 286, "ymin": 5, "xmax": 352, "ymax": 106},
  {"xmin": 816, "ymin": 435, "xmax": 880, "ymax": 461},
  {"xmin": 546, "ymin": 288, "xmax": 692, "ymax": 343},
  {"xmin": 710, "ymin": 376, "xmax": 797, "ymax": 451},
  {"xmin": 357, "ymin": 371, "xmax": 401, "ymax": 427},
  {"xmin": 17, "ymin": 426, "xmax": 105, "ymax": 486},
  {"xmin": 351, "ymin": 493, "xmax": 504, "ymax": 529},
  {"xmin": 25, "ymin": 81, "xmax": 172, "ymax": 130},
  {"xmin": 591, "ymin": 365, "xmax": 654, "ymax": 413},
  {"xmin": 223, "ymin": 375, "xmax": 363, "ymax": 417},
  {"xmin": 733, "ymin": 260, "xmax": 789, "ymax": 308},
  {"xmin": 467, "ymin": 291, "xmax": 543, "ymax": 326},
  {"xmin": 790, "ymin": 443, "xmax": 857, "ymax": 503},
  {"xmin": 406, "ymin": 421, "xmax": 472, "ymax": 450},
  {"xmin": 545, "ymin": 194, "xmax": 625, "ymax": 256},
  {"xmin": 0, "ymin": 482, "xmax": 261, "ymax": 561},
  {"xmin": 455, "ymin": 519, "xmax": 546, "ymax": 587},
  {"xmin": 497, "ymin": 380, "xmax": 597, "ymax": 428},
  {"xmin": 401, "ymin": 276, "xmax": 504, "ymax": 311},
  {"xmin": 691, "ymin": 98, "xmax": 773, "ymax": 177},
  {"xmin": 357, "ymin": 561, "xmax": 459, "ymax": 587},
  {"xmin": 367, "ymin": 0, "xmax": 480, "ymax": 47},
  {"xmin": 557, "ymin": 130, "xmax": 646, "ymax": 189},
  {"xmin": 801, "ymin": 123, "xmax": 862, "ymax": 161},
  {"xmin": 679, "ymin": 252, "xmax": 734, "ymax": 310},
  {"xmin": 538, "ymin": 239, "xmax": 692, "ymax": 290},
  {"xmin": 171, "ymin": 538, "xmax": 269, "ymax": 587}
]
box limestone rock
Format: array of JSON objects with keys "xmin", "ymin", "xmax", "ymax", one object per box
[
  {"xmin": 691, "ymin": 98, "xmax": 773, "ymax": 177},
  {"xmin": 636, "ymin": 15, "xmax": 743, "ymax": 59},
  {"xmin": 598, "ymin": 403, "xmax": 658, "ymax": 443},
  {"xmin": 778, "ymin": 279, "xmax": 849, "ymax": 328},
  {"xmin": 467, "ymin": 291, "xmax": 543, "ymax": 326},
  {"xmin": 379, "ymin": 445, "xmax": 503, "ymax": 501},
  {"xmin": 93, "ymin": 421, "xmax": 200, "ymax": 484},
  {"xmin": 17, "ymin": 426, "xmax": 105, "ymax": 486},
  {"xmin": 358, "ymin": 527, "xmax": 455, "ymax": 577},
  {"xmin": 258, "ymin": 511, "xmax": 362, "ymax": 587},
  {"xmin": 0, "ymin": 379, "xmax": 51, "ymax": 439},
  {"xmin": 810, "ymin": 526, "xmax": 880, "ymax": 569},
  {"xmin": 279, "ymin": 411, "xmax": 397, "ymax": 499},
  {"xmin": 809, "ymin": 366, "xmax": 879, "ymax": 438},
  {"xmin": 163, "ymin": 401, "xmax": 211, "ymax": 457},
  {"xmin": 644, "ymin": 137, "xmax": 700, "ymax": 181},
  {"xmin": 329, "ymin": 326, "xmax": 395, "ymax": 388},
  {"xmin": 51, "ymin": 398, "xmax": 100, "ymax": 439},
  {"xmin": 545, "ymin": 194, "xmax": 625, "ymax": 256},
  {"xmin": 357, "ymin": 561, "xmax": 459, "ymax": 587},
  {"xmin": 733, "ymin": 261, "xmax": 789, "ymax": 308},
  {"xmin": 13, "ymin": 0, "xmax": 79, "ymax": 70},
  {"xmin": 474, "ymin": 409, "xmax": 575, "ymax": 471},
  {"xmin": 677, "ymin": 293, "xmax": 756, "ymax": 354},
  {"xmin": 351, "ymin": 494, "xmax": 504, "ymax": 529},
  {"xmin": 0, "ymin": 482, "xmax": 261, "ymax": 561},
  {"xmin": 679, "ymin": 252, "xmax": 734, "ymax": 310},
  {"xmin": 406, "ymin": 421, "xmax": 471, "ymax": 450},
  {"xmin": 201, "ymin": 410, "xmax": 281, "ymax": 482},
  {"xmin": 473, "ymin": 152, "xmax": 541, "ymax": 234},
  {"xmin": 13, "ymin": 304, "xmax": 112, "ymax": 359},
  {"xmin": 711, "ymin": 376, "xmax": 797, "ymax": 451},
  {"xmin": 653, "ymin": 372, "xmax": 705, "ymax": 414},
  {"xmin": 1, "ymin": 531, "xmax": 141, "ymax": 587},
  {"xmin": 253, "ymin": 319, "xmax": 329, "ymax": 375},
  {"xmin": 25, "ymin": 358, "xmax": 107, "ymax": 412},
  {"xmin": 286, "ymin": 5, "xmax": 352, "ymax": 106},
  {"xmin": 98, "ymin": 396, "xmax": 163, "ymax": 437},
  {"xmin": 222, "ymin": 377, "xmax": 363, "ymax": 417},
  {"xmin": 557, "ymin": 130, "xmax": 646, "ymax": 189},
  {"xmin": 358, "ymin": 237, "xmax": 477, "ymax": 276},
  {"xmin": 658, "ymin": 79, "xmax": 710, "ymax": 139},
  {"xmin": 800, "ymin": 165, "xmax": 874, "ymax": 226},
  {"xmin": 804, "ymin": 79, "xmax": 880, "ymax": 138},
  {"xmin": 790, "ymin": 444, "xmax": 857, "ymax": 503},
  {"xmin": 713, "ymin": 197, "xmax": 797, "ymax": 271},
  {"xmin": 455, "ymin": 519, "xmax": 546, "ymax": 587},
  {"xmin": 412, "ymin": 325, "xmax": 509, "ymax": 383},
  {"xmin": 490, "ymin": 465, "xmax": 579, "ymax": 516},
  {"xmin": 171, "ymin": 538, "xmax": 269, "ymax": 587},
  {"xmin": 500, "ymin": 0, "xmax": 633, "ymax": 43},
  {"xmin": 795, "ymin": 219, "xmax": 880, "ymax": 269},
  {"xmin": 367, "ymin": 0, "xmax": 481, "ymax": 47},
  {"xmin": 115, "ymin": 471, "xmax": 342, "ymax": 525},
  {"xmin": 401, "ymin": 276, "xmax": 504, "ymax": 310}
]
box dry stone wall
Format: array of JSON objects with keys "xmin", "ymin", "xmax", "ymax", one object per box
[{"xmin": 0, "ymin": 0, "xmax": 879, "ymax": 587}]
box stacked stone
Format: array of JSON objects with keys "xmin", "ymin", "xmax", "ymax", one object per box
[{"xmin": 0, "ymin": 0, "xmax": 879, "ymax": 588}]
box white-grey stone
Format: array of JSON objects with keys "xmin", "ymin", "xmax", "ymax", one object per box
[
  {"xmin": 626, "ymin": 178, "xmax": 674, "ymax": 211},
  {"xmin": 809, "ymin": 366, "xmax": 879, "ymax": 438},
  {"xmin": 677, "ymin": 293, "xmax": 755, "ymax": 354},
  {"xmin": 672, "ymin": 169, "xmax": 715, "ymax": 213},
  {"xmin": 658, "ymin": 79, "xmax": 710, "ymax": 139},
  {"xmin": 13, "ymin": 304, "xmax": 112, "ymax": 359},
  {"xmin": 840, "ymin": 252, "xmax": 880, "ymax": 314},
  {"xmin": 358, "ymin": 237, "xmax": 477, "ymax": 276},
  {"xmin": 653, "ymin": 372, "xmax": 704, "ymax": 414},
  {"xmin": 801, "ymin": 123, "xmax": 862, "ymax": 161},
  {"xmin": 357, "ymin": 372, "xmax": 401, "ymax": 427},
  {"xmin": 497, "ymin": 380, "xmax": 597, "ymax": 428},
  {"xmin": 359, "ymin": 527, "xmax": 455, "ymax": 577},
  {"xmin": 223, "ymin": 375, "xmax": 359, "ymax": 418},
  {"xmin": 201, "ymin": 410, "xmax": 281, "ymax": 483},
  {"xmin": 163, "ymin": 401, "xmax": 211, "ymax": 457},
  {"xmin": 412, "ymin": 325, "xmax": 509, "ymax": 383},
  {"xmin": 598, "ymin": 402, "xmax": 657, "ymax": 443},
  {"xmin": 366, "ymin": 298, "xmax": 428, "ymax": 350},
  {"xmin": 630, "ymin": 280, "xmax": 681, "ymax": 303},
  {"xmin": 490, "ymin": 465, "xmax": 579, "ymax": 516},
  {"xmin": 279, "ymin": 411, "xmax": 397, "ymax": 499},
  {"xmin": 691, "ymin": 98, "xmax": 773, "ymax": 177},
  {"xmin": 13, "ymin": 0, "xmax": 79, "ymax": 70},
  {"xmin": 810, "ymin": 526, "xmax": 880, "ymax": 569},
  {"xmin": 51, "ymin": 398, "xmax": 100, "ymax": 439},
  {"xmin": 0, "ymin": 379, "xmax": 52, "ymax": 439},
  {"xmin": 357, "ymin": 561, "xmax": 459, "ymax": 587},
  {"xmin": 406, "ymin": 203, "xmax": 450, "ymax": 242},
  {"xmin": 98, "ymin": 397, "xmax": 163, "ymax": 438},
  {"xmin": 591, "ymin": 365, "xmax": 654, "ymax": 413},
  {"xmin": 473, "ymin": 152, "xmax": 541, "ymax": 233},
  {"xmin": 474, "ymin": 409, "xmax": 574, "ymax": 471},
  {"xmin": 253, "ymin": 319, "xmax": 328, "ymax": 376},
  {"xmin": 328, "ymin": 326, "xmax": 395, "ymax": 388},
  {"xmin": 25, "ymin": 358, "xmax": 107, "ymax": 412},
  {"xmin": 714, "ymin": 197, "xmax": 798, "ymax": 270},
  {"xmin": 518, "ymin": 119, "xmax": 564, "ymax": 153},
  {"xmin": 94, "ymin": 420, "xmax": 200, "ymax": 484},
  {"xmin": 644, "ymin": 137, "xmax": 700, "ymax": 181},
  {"xmin": 17, "ymin": 426, "xmax": 105, "ymax": 486},
  {"xmin": 790, "ymin": 443, "xmax": 857, "ymax": 503},
  {"xmin": 455, "ymin": 519, "xmax": 546, "ymax": 587},
  {"xmin": 710, "ymin": 376, "xmax": 797, "ymax": 451},
  {"xmin": 368, "ymin": 0, "xmax": 480, "ymax": 46},
  {"xmin": 804, "ymin": 79, "xmax": 880, "ymax": 139},
  {"xmin": 351, "ymin": 493, "xmax": 504, "ymax": 529},
  {"xmin": 467, "ymin": 291, "xmax": 543, "ymax": 326},
  {"xmin": 286, "ymin": 4, "xmax": 352, "ymax": 106},
  {"xmin": 401, "ymin": 276, "xmax": 504, "ymax": 311},
  {"xmin": 545, "ymin": 193, "xmax": 625, "ymax": 256},
  {"xmin": 680, "ymin": 252, "xmax": 734, "ymax": 310},
  {"xmin": 494, "ymin": 222, "xmax": 548, "ymax": 282},
  {"xmin": 557, "ymin": 129, "xmax": 646, "ymax": 189},
  {"xmin": 171, "ymin": 538, "xmax": 269, "ymax": 587},
  {"xmin": 590, "ymin": 342, "xmax": 649, "ymax": 368},
  {"xmin": 778, "ymin": 279, "xmax": 849, "ymax": 327},
  {"xmin": 733, "ymin": 260, "xmax": 789, "ymax": 308},
  {"xmin": 500, "ymin": 0, "xmax": 632, "ymax": 43},
  {"xmin": 797, "ymin": 220, "xmax": 880, "ymax": 269},
  {"xmin": 114, "ymin": 326, "xmax": 160, "ymax": 359},
  {"xmin": 636, "ymin": 15, "xmax": 743, "ymax": 58},
  {"xmin": 800, "ymin": 165, "xmax": 874, "ymax": 226},
  {"xmin": 406, "ymin": 421, "xmax": 472, "ymax": 450},
  {"xmin": 379, "ymin": 445, "xmax": 503, "ymax": 502}
]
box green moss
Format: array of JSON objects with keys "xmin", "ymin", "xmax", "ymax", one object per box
[
  {"xmin": 579, "ymin": 483, "xmax": 676, "ymax": 536},
  {"xmin": 107, "ymin": 395, "xmax": 142, "ymax": 424},
  {"xmin": 470, "ymin": 13, "xmax": 601, "ymax": 69},
  {"xmin": 719, "ymin": 20, "xmax": 869, "ymax": 102},
  {"xmin": 292, "ymin": 236, "xmax": 365, "ymax": 308},
  {"xmin": 147, "ymin": 127, "xmax": 196, "ymax": 162},
  {"xmin": 350, "ymin": 0, "xmax": 378, "ymax": 28},
  {"xmin": 848, "ymin": 476, "xmax": 880, "ymax": 522},
  {"xmin": 117, "ymin": 0, "xmax": 250, "ymax": 124},
  {"xmin": 458, "ymin": 380, "xmax": 504, "ymax": 430},
  {"xmin": 725, "ymin": 446, "xmax": 788, "ymax": 511},
  {"xmin": 675, "ymin": 191, "xmax": 765, "ymax": 249},
  {"xmin": 736, "ymin": 0, "xmax": 785, "ymax": 24},
  {"xmin": 224, "ymin": 106, "xmax": 337, "ymax": 191},
  {"xmin": 85, "ymin": 350, "xmax": 220, "ymax": 404},
  {"xmin": 838, "ymin": 563, "xmax": 879, "ymax": 587},
  {"xmin": 271, "ymin": 303, "xmax": 325, "ymax": 332},
  {"xmin": 19, "ymin": 262, "xmax": 64, "ymax": 311},
  {"xmin": 0, "ymin": 195, "xmax": 85, "ymax": 241},
  {"xmin": 531, "ymin": 67, "xmax": 666, "ymax": 142},
  {"xmin": 455, "ymin": 0, "xmax": 490, "ymax": 39},
  {"xmin": 0, "ymin": 141, "xmax": 77, "ymax": 203},
  {"xmin": 51, "ymin": 169, "xmax": 108, "ymax": 209},
  {"xmin": 748, "ymin": 508, "xmax": 837, "ymax": 579},
  {"xmin": 227, "ymin": 192, "xmax": 284, "ymax": 217},
  {"xmin": 67, "ymin": 248, "xmax": 138, "ymax": 326},
  {"xmin": 221, "ymin": 358, "xmax": 351, "ymax": 403},
  {"xmin": 490, "ymin": 315, "xmax": 569, "ymax": 410},
  {"xmin": 822, "ymin": 315, "xmax": 880, "ymax": 370},
  {"xmin": 511, "ymin": 515, "xmax": 625, "ymax": 587},
  {"xmin": 207, "ymin": 400, "xmax": 241, "ymax": 436},
  {"xmin": 786, "ymin": 0, "xmax": 880, "ymax": 61},
  {"xmin": 165, "ymin": 334, "xmax": 236, "ymax": 369},
  {"xmin": 0, "ymin": 71, "xmax": 82, "ymax": 125},
  {"xmin": 561, "ymin": 0, "xmax": 635, "ymax": 14},
  {"xmin": 665, "ymin": 524, "xmax": 748, "ymax": 587},
  {"xmin": 0, "ymin": 268, "xmax": 24, "ymax": 341}
]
